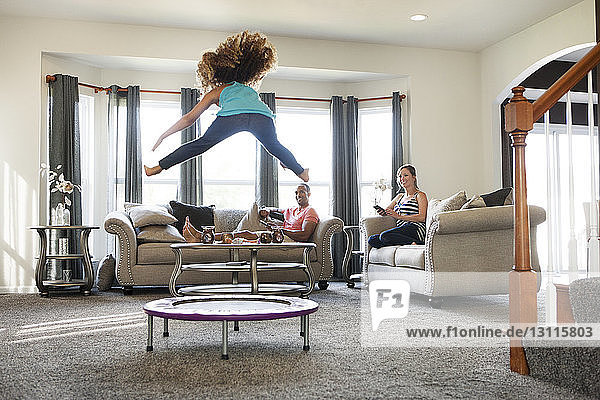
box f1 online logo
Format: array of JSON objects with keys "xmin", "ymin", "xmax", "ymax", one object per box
[{"xmin": 369, "ymin": 280, "xmax": 410, "ymax": 331}]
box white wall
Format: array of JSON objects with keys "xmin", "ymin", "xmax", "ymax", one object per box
[
  {"xmin": 479, "ymin": 0, "xmax": 596, "ymax": 188},
  {"xmin": 1, "ymin": 15, "xmax": 480, "ymax": 292}
]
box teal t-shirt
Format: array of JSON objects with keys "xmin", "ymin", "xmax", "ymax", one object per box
[{"xmin": 216, "ymin": 82, "xmax": 275, "ymax": 119}]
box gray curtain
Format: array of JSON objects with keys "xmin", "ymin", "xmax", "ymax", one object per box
[
  {"xmin": 179, "ymin": 88, "xmax": 201, "ymax": 205},
  {"xmin": 391, "ymin": 91, "xmax": 405, "ymax": 195},
  {"xmin": 256, "ymin": 92, "xmax": 279, "ymax": 207},
  {"xmin": 331, "ymin": 96, "xmax": 360, "ymax": 277},
  {"xmin": 125, "ymin": 86, "xmax": 142, "ymax": 203},
  {"xmin": 48, "ymin": 74, "xmax": 82, "ymax": 277}
]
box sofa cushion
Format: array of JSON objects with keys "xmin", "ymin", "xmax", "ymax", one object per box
[
  {"xmin": 136, "ymin": 225, "xmax": 185, "ymax": 243},
  {"xmin": 129, "ymin": 205, "xmax": 177, "ymax": 228},
  {"xmin": 368, "ymin": 246, "xmax": 398, "ymax": 267},
  {"xmin": 136, "ymin": 242, "xmax": 317, "ymax": 265},
  {"xmin": 169, "ymin": 201, "xmax": 215, "ymax": 234},
  {"xmin": 426, "ymin": 190, "xmax": 467, "ymax": 228},
  {"xmin": 236, "ymin": 202, "xmax": 263, "ymax": 232},
  {"xmin": 394, "ymin": 245, "xmax": 425, "ymax": 270},
  {"xmin": 368, "ymin": 245, "xmax": 425, "ymax": 270},
  {"xmin": 214, "ymin": 208, "xmax": 247, "ymax": 233},
  {"xmin": 137, "ymin": 243, "xmax": 230, "ymax": 265}
]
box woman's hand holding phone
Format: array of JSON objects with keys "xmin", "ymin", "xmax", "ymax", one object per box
[{"xmin": 373, "ymin": 205, "xmax": 388, "ymax": 216}]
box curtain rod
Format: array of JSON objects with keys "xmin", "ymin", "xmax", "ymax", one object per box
[{"xmin": 45, "ymin": 75, "xmax": 406, "ymax": 102}]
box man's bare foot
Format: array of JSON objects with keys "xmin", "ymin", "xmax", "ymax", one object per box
[
  {"xmin": 184, "ymin": 217, "xmax": 203, "ymax": 241},
  {"xmin": 144, "ymin": 165, "xmax": 163, "ymax": 177},
  {"xmin": 183, "ymin": 225, "xmax": 199, "ymax": 243},
  {"xmin": 233, "ymin": 230, "xmax": 258, "ymax": 240},
  {"xmin": 297, "ymin": 168, "xmax": 309, "ymax": 182}
]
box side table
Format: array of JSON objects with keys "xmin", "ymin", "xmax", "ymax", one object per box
[
  {"xmin": 342, "ymin": 225, "xmax": 363, "ymax": 288},
  {"xmin": 30, "ymin": 225, "xmax": 99, "ymax": 297}
]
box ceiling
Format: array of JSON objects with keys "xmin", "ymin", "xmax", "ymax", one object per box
[{"xmin": 0, "ymin": 0, "xmax": 585, "ymax": 52}]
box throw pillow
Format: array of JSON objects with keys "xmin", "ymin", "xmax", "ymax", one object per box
[
  {"xmin": 460, "ymin": 195, "xmax": 487, "ymax": 210},
  {"xmin": 96, "ymin": 254, "xmax": 115, "ymax": 291},
  {"xmin": 128, "ymin": 205, "xmax": 177, "ymax": 228},
  {"xmin": 136, "ymin": 225, "xmax": 186, "ymax": 243},
  {"xmin": 235, "ymin": 202, "xmax": 263, "ymax": 232},
  {"xmin": 124, "ymin": 202, "xmax": 171, "ymax": 213},
  {"xmin": 214, "ymin": 208, "xmax": 249, "ymax": 233},
  {"xmin": 169, "ymin": 201, "xmax": 215, "ymax": 234},
  {"xmin": 426, "ymin": 190, "xmax": 468, "ymax": 228},
  {"xmin": 480, "ymin": 188, "xmax": 513, "ymax": 207}
]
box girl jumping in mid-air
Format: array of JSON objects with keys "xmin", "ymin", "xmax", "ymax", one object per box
[{"xmin": 144, "ymin": 30, "xmax": 309, "ymax": 182}]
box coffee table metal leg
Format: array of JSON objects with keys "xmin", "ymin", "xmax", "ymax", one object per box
[
  {"xmin": 163, "ymin": 318, "xmax": 169, "ymax": 337},
  {"xmin": 250, "ymin": 250, "xmax": 259, "ymax": 294},
  {"xmin": 146, "ymin": 315, "xmax": 154, "ymax": 351},
  {"xmin": 303, "ymin": 315, "xmax": 310, "ymax": 351},
  {"xmin": 234, "ymin": 321, "xmax": 239, "ymax": 331},
  {"xmin": 221, "ymin": 320, "xmax": 229, "ymax": 360},
  {"xmin": 169, "ymin": 248, "xmax": 184, "ymax": 297},
  {"xmin": 300, "ymin": 315, "xmax": 305, "ymax": 337}
]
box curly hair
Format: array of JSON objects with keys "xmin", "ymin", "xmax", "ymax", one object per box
[{"xmin": 197, "ymin": 31, "xmax": 278, "ymax": 92}]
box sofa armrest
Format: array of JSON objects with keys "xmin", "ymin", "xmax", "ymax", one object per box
[
  {"xmin": 360, "ymin": 216, "xmax": 397, "ymax": 237},
  {"xmin": 434, "ymin": 205, "xmax": 546, "ymax": 235},
  {"xmin": 311, "ymin": 215, "xmax": 343, "ymax": 281},
  {"xmin": 360, "ymin": 216, "xmax": 397, "ymax": 267},
  {"xmin": 103, "ymin": 211, "xmax": 137, "ymax": 285}
]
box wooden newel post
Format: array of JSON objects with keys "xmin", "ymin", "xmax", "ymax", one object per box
[{"xmin": 504, "ymin": 86, "xmax": 538, "ymax": 375}]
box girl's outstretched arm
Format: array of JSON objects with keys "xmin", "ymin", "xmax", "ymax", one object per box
[{"xmin": 151, "ymin": 86, "xmax": 224, "ymax": 151}]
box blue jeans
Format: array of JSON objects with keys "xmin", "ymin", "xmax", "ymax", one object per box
[
  {"xmin": 159, "ymin": 113, "xmax": 304, "ymax": 175},
  {"xmin": 368, "ymin": 223, "xmax": 423, "ymax": 248}
]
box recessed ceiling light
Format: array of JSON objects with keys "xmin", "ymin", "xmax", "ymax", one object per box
[{"xmin": 410, "ymin": 14, "xmax": 428, "ymax": 21}]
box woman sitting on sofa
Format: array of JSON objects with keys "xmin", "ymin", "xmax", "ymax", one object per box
[{"xmin": 368, "ymin": 164, "xmax": 428, "ymax": 248}]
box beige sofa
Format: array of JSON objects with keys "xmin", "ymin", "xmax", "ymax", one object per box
[
  {"xmin": 104, "ymin": 205, "xmax": 343, "ymax": 294},
  {"xmin": 360, "ymin": 204, "xmax": 546, "ymax": 307}
]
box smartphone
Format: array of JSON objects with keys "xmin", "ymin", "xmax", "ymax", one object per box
[{"xmin": 373, "ymin": 205, "xmax": 387, "ymax": 214}]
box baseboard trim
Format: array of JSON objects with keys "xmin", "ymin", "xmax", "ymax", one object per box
[{"xmin": 0, "ymin": 285, "xmax": 38, "ymax": 294}]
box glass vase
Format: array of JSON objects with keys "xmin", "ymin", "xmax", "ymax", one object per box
[
  {"xmin": 63, "ymin": 208, "xmax": 71, "ymax": 226},
  {"xmin": 55, "ymin": 203, "xmax": 64, "ymax": 226}
]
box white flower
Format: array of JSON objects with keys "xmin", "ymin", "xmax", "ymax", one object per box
[
  {"xmin": 41, "ymin": 163, "xmax": 81, "ymax": 208},
  {"xmin": 373, "ymin": 178, "xmax": 391, "ymax": 192}
]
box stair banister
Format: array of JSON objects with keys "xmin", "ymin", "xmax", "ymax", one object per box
[
  {"xmin": 504, "ymin": 41, "xmax": 600, "ymax": 375},
  {"xmin": 533, "ymin": 43, "xmax": 600, "ymax": 121}
]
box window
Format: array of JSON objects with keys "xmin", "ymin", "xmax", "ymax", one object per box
[
  {"xmin": 200, "ymin": 105, "xmax": 257, "ymax": 208},
  {"xmin": 79, "ymin": 95, "xmax": 94, "ymax": 225},
  {"xmin": 526, "ymin": 122, "xmax": 599, "ymax": 273},
  {"xmin": 275, "ymin": 107, "xmax": 331, "ymax": 214},
  {"xmin": 140, "ymin": 100, "xmax": 182, "ymax": 205},
  {"xmin": 358, "ymin": 107, "xmax": 393, "ymax": 217}
]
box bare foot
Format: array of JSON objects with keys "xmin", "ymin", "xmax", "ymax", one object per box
[
  {"xmin": 233, "ymin": 230, "xmax": 258, "ymax": 240},
  {"xmin": 144, "ymin": 165, "xmax": 163, "ymax": 177},
  {"xmin": 297, "ymin": 168, "xmax": 309, "ymax": 182},
  {"xmin": 411, "ymin": 242, "xmax": 417, "ymax": 245},
  {"xmin": 183, "ymin": 217, "xmax": 203, "ymax": 242},
  {"xmin": 183, "ymin": 225, "xmax": 199, "ymax": 243},
  {"xmin": 279, "ymin": 161, "xmax": 288, "ymax": 170}
]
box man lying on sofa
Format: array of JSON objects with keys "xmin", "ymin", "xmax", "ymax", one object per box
[{"xmin": 183, "ymin": 183, "xmax": 320, "ymax": 242}]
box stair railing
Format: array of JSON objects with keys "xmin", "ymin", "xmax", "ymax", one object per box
[{"xmin": 504, "ymin": 42, "xmax": 600, "ymax": 374}]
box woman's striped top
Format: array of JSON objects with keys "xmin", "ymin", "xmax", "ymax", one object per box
[{"xmin": 393, "ymin": 192, "xmax": 427, "ymax": 242}]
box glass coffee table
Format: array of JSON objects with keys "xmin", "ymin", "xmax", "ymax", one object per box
[
  {"xmin": 169, "ymin": 242, "xmax": 317, "ymax": 297},
  {"xmin": 143, "ymin": 295, "xmax": 319, "ymax": 359}
]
